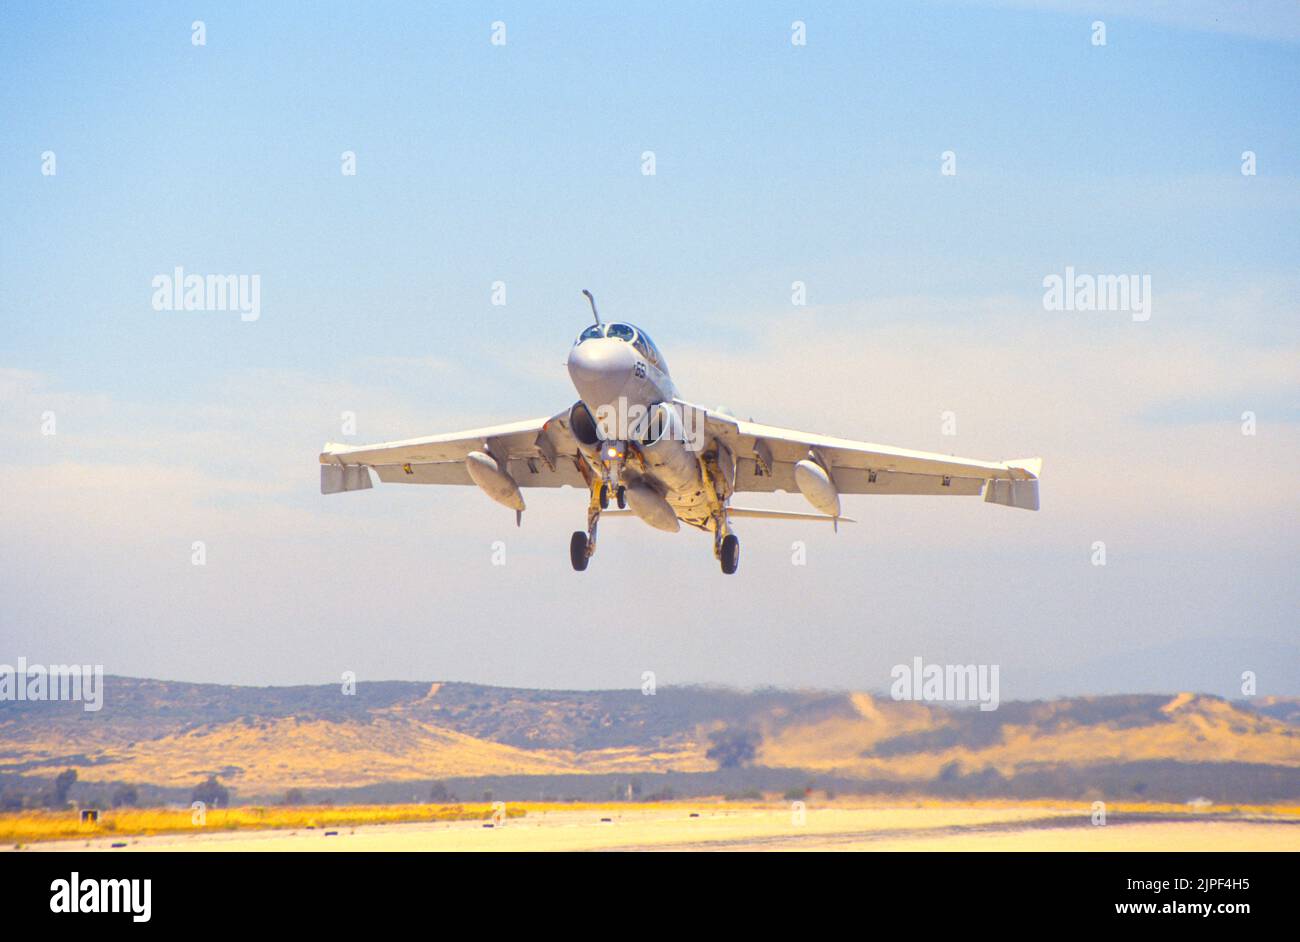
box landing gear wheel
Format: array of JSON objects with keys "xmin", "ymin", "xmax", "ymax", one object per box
[
  {"xmin": 616, "ymin": 485, "xmax": 626, "ymax": 509},
  {"xmin": 570, "ymin": 531, "xmax": 590, "ymax": 571},
  {"xmin": 599, "ymin": 484, "xmax": 609, "ymax": 510},
  {"xmin": 720, "ymin": 533, "xmax": 740, "ymax": 575}
]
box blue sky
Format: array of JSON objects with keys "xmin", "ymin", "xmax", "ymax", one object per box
[{"xmin": 1, "ymin": 2, "xmax": 1297, "ymax": 698}]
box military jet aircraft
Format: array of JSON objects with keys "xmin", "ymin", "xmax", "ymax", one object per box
[{"xmin": 320, "ymin": 291, "xmax": 1040, "ymax": 574}]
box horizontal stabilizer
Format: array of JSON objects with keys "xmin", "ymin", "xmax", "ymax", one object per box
[
  {"xmin": 602, "ymin": 508, "xmax": 853, "ymax": 524},
  {"xmin": 727, "ymin": 507, "xmax": 854, "ymax": 523}
]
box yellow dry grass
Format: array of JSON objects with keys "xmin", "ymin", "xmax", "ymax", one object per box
[{"xmin": 0, "ymin": 803, "xmax": 522, "ymax": 845}]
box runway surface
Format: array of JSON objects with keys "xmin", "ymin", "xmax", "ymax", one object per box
[{"xmin": 17, "ymin": 805, "xmax": 1300, "ymax": 852}]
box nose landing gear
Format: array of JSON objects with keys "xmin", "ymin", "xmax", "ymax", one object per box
[{"xmin": 576, "ymin": 441, "xmax": 632, "ymax": 572}]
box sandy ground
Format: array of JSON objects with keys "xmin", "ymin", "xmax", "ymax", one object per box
[{"xmin": 16, "ymin": 805, "xmax": 1300, "ymax": 852}]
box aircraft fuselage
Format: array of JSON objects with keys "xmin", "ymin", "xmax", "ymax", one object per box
[{"xmin": 565, "ymin": 322, "xmax": 728, "ymax": 532}]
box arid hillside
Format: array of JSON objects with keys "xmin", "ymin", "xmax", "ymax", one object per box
[{"xmin": 1, "ymin": 678, "xmax": 1296, "ymax": 803}]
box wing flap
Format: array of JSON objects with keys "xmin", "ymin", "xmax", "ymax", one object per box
[
  {"xmin": 320, "ymin": 416, "xmax": 554, "ymax": 467},
  {"xmin": 735, "ymin": 459, "xmax": 985, "ymax": 496},
  {"xmin": 373, "ymin": 462, "xmax": 473, "ymax": 485}
]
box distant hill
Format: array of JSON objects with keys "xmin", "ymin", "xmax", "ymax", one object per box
[{"xmin": 1, "ymin": 678, "xmax": 1297, "ymax": 804}]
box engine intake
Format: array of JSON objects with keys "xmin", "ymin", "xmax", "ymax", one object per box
[{"xmin": 569, "ymin": 400, "xmax": 600, "ymax": 447}]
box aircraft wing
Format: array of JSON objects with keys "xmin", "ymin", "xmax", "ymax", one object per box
[
  {"xmin": 688, "ymin": 404, "xmax": 1041, "ymax": 510},
  {"xmin": 319, "ymin": 412, "xmax": 586, "ymax": 493}
]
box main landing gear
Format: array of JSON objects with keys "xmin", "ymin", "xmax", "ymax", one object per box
[
  {"xmin": 714, "ymin": 516, "xmax": 740, "ymax": 575},
  {"xmin": 699, "ymin": 447, "xmax": 740, "ymax": 575},
  {"xmin": 573, "ymin": 437, "xmax": 737, "ymax": 574},
  {"xmin": 719, "ymin": 533, "xmax": 740, "ymax": 575},
  {"xmin": 571, "ymin": 476, "xmax": 604, "ymax": 572},
  {"xmin": 570, "ymin": 531, "xmax": 590, "ymax": 571},
  {"xmin": 572, "ymin": 510, "xmax": 740, "ymax": 574}
]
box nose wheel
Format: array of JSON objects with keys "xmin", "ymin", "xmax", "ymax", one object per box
[{"xmin": 598, "ymin": 483, "xmax": 626, "ymax": 511}]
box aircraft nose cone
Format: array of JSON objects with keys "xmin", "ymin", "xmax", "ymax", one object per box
[{"xmin": 567, "ymin": 338, "xmax": 637, "ymax": 410}]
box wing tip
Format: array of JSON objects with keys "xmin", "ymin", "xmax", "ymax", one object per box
[
  {"xmin": 1005, "ymin": 456, "xmax": 1043, "ymax": 478},
  {"xmin": 320, "ymin": 442, "xmax": 353, "ymax": 464}
]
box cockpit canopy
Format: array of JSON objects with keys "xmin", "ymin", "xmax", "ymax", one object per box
[{"xmin": 574, "ymin": 322, "xmax": 666, "ymax": 371}]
